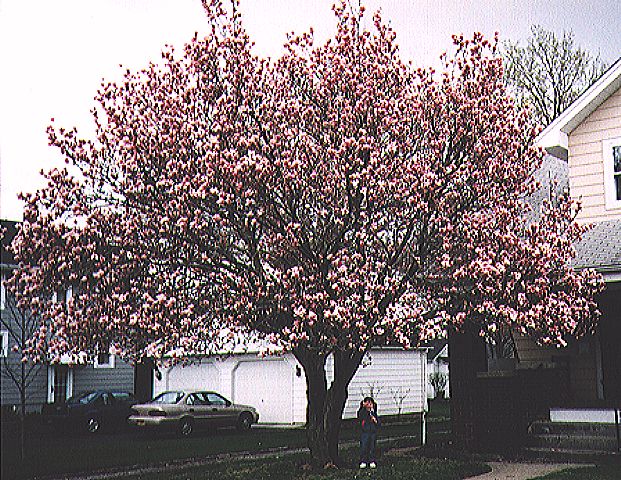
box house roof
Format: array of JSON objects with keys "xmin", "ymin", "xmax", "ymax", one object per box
[
  {"xmin": 532, "ymin": 57, "xmax": 621, "ymax": 278},
  {"xmin": 537, "ymin": 57, "xmax": 621, "ymax": 158},
  {"xmin": 1, "ymin": 219, "xmax": 18, "ymax": 267},
  {"xmin": 422, "ymin": 339, "xmax": 448, "ymax": 362},
  {"xmin": 525, "ymin": 158, "xmax": 621, "ymax": 278},
  {"xmin": 573, "ymin": 219, "xmax": 621, "ymax": 275},
  {"xmin": 524, "ymin": 154, "xmax": 569, "ymax": 224}
]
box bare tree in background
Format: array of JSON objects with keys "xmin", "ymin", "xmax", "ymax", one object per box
[
  {"xmin": 429, "ymin": 372, "xmax": 448, "ymax": 400},
  {"xmin": 1, "ymin": 289, "xmax": 42, "ymax": 464},
  {"xmin": 361, "ymin": 383, "xmax": 383, "ymax": 402},
  {"xmin": 503, "ymin": 25, "xmax": 607, "ymax": 127},
  {"xmin": 389, "ymin": 386, "xmax": 410, "ymax": 420}
]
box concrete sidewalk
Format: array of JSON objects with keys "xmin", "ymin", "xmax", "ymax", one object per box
[{"xmin": 466, "ymin": 462, "xmax": 585, "ymax": 480}]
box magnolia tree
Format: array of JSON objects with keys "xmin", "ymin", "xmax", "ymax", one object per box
[{"xmin": 9, "ymin": 1, "xmax": 602, "ymax": 466}]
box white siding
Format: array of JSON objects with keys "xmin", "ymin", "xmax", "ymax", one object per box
[
  {"xmin": 326, "ymin": 350, "xmax": 427, "ymax": 418},
  {"xmin": 292, "ymin": 354, "xmax": 308, "ymax": 423},
  {"xmin": 154, "ymin": 361, "xmax": 220, "ymax": 395},
  {"xmin": 156, "ymin": 349, "xmax": 428, "ymax": 424}
]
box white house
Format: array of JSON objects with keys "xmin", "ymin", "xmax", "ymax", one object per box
[
  {"xmin": 426, "ymin": 340, "xmax": 449, "ymax": 399},
  {"xmin": 153, "ymin": 348, "xmax": 428, "ymax": 424}
]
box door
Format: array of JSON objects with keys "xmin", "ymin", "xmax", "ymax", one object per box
[
  {"xmin": 599, "ymin": 288, "xmax": 621, "ymax": 403},
  {"xmin": 48, "ymin": 365, "xmax": 73, "ymax": 403},
  {"xmin": 112, "ymin": 392, "xmax": 136, "ymax": 424},
  {"xmin": 205, "ymin": 392, "xmax": 236, "ymax": 427},
  {"xmin": 233, "ymin": 359, "xmax": 293, "ymax": 423},
  {"xmin": 185, "ymin": 392, "xmax": 213, "ymax": 427},
  {"xmin": 134, "ymin": 361, "xmax": 154, "ymax": 402},
  {"xmin": 98, "ymin": 392, "xmax": 117, "ymax": 426}
]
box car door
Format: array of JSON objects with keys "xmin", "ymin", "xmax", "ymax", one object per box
[
  {"xmin": 185, "ymin": 393, "xmax": 212, "ymax": 427},
  {"xmin": 205, "ymin": 392, "xmax": 236, "ymax": 427},
  {"xmin": 99, "ymin": 392, "xmax": 116, "ymax": 426},
  {"xmin": 111, "ymin": 392, "xmax": 135, "ymax": 426}
]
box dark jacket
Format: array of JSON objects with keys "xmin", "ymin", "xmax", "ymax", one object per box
[{"xmin": 357, "ymin": 406, "xmax": 380, "ymax": 433}]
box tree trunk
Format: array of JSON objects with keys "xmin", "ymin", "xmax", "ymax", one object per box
[
  {"xmin": 20, "ymin": 361, "xmax": 26, "ymax": 464},
  {"xmin": 294, "ymin": 347, "xmax": 365, "ymax": 467}
]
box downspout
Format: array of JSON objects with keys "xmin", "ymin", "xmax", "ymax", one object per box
[{"xmin": 422, "ymin": 350, "xmax": 427, "ymax": 446}]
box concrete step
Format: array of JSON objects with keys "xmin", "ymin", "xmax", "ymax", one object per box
[
  {"xmin": 528, "ymin": 433, "xmax": 618, "ymax": 452},
  {"xmin": 529, "ymin": 420, "xmax": 619, "ymax": 437}
]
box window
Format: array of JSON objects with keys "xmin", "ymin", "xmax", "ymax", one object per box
[
  {"xmin": 1, "ymin": 272, "xmax": 6, "ymax": 310},
  {"xmin": 206, "ymin": 392, "xmax": 228, "ymax": 406},
  {"xmin": 93, "ymin": 353, "xmax": 115, "ymax": 369},
  {"xmin": 187, "ymin": 393, "xmax": 209, "ymax": 405},
  {"xmin": 47, "ymin": 365, "xmax": 73, "ymax": 403},
  {"xmin": 603, "ymin": 137, "xmax": 621, "ymax": 209},
  {"xmin": 151, "ymin": 391, "xmax": 184, "ymax": 404},
  {"xmin": 112, "ymin": 392, "xmax": 134, "ymax": 403},
  {"xmin": 0, "ymin": 331, "xmax": 8, "ymax": 357},
  {"xmin": 68, "ymin": 391, "xmax": 99, "ymax": 405}
]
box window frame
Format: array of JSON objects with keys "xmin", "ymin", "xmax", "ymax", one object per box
[
  {"xmin": 93, "ymin": 352, "xmax": 116, "ymax": 369},
  {"xmin": 603, "ymin": 137, "xmax": 621, "ymax": 210},
  {"xmin": 0, "ymin": 330, "xmax": 8, "ymax": 357},
  {"xmin": 1, "ymin": 272, "xmax": 5, "ymax": 310}
]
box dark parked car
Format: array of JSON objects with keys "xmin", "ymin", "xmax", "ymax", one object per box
[
  {"xmin": 128, "ymin": 390, "xmax": 259, "ymax": 436},
  {"xmin": 42, "ymin": 390, "xmax": 137, "ymax": 433}
]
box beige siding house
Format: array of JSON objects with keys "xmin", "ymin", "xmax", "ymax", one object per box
[
  {"xmin": 539, "ymin": 58, "xmax": 621, "ymax": 227},
  {"xmin": 534, "ymin": 57, "xmax": 621, "ymax": 412},
  {"xmin": 568, "ymin": 87, "xmax": 621, "ymax": 223},
  {"xmin": 450, "ymin": 59, "xmax": 621, "ymax": 453}
]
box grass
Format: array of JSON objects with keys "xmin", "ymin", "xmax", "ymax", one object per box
[
  {"xmin": 529, "ymin": 465, "xmax": 621, "ymax": 480},
  {"xmin": 122, "ymin": 449, "xmax": 490, "ymax": 480},
  {"xmin": 1, "ymin": 404, "xmax": 451, "ymax": 479}
]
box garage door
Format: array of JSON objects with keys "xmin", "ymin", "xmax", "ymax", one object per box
[
  {"xmin": 233, "ymin": 359, "xmax": 293, "ymax": 424},
  {"xmin": 154, "ymin": 362, "xmax": 219, "ymax": 395}
]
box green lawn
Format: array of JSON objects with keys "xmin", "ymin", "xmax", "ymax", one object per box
[
  {"xmin": 1, "ymin": 406, "xmax": 450, "ymax": 479},
  {"xmin": 122, "ymin": 450, "xmax": 490, "ymax": 480},
  {"xmin": 530, "ymin": 465, "xmax": 621, "ymax": 480}
]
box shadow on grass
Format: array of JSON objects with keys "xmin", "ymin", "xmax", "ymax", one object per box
[
  {"xmin": 1, "ymin": 401, "xmax": 452, "ymax": 479},
  {"xmin": 116, "ymin": 445, "xmax": 490, "ymax": 480}
]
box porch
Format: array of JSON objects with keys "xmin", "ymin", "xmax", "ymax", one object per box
[{"xmin": 449, "ymin": 282, "xmax": 621, "ymax": 452}]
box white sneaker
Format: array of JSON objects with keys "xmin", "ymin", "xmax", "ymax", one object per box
[
  {"xmin": 370, "ymin": 462, "xmax": 377, "ymax": 468},
  {"xmin": 359, "ymin": 462, "xmax": 367, "ymax": 469}
]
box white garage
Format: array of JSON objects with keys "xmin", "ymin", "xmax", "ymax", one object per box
[
  {"xmin": 153, "ymin": 348, "xmax": 428, "ymax": 424},
  {"xmin": 233, "ymin": 359, "xmax": 294, "ymax": 423},
  {"xmin": 160, "ymin": 361, "xmax": 220, "ymax": 392}
]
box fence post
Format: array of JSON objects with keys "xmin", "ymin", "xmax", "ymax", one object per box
[
  {"xmin": 422, "ymin": 410, "xmax": 427, "ymax": 446},
  {"xmin": 615, "ymin": 408, "xmax": 621, "ymax": 452}
]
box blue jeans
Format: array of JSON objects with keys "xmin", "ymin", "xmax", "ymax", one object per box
[{"xmin": 360, "ymin": 431, "xmax": 377, "ymax": 463}]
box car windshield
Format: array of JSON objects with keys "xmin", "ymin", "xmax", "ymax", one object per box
[
  {"xmin": 67, "ymin": 391, "xmax": 99, "ymax": 405},
  {"xmin": 151, "ymin": 391, "xmax": 184, "ymax": 404}
]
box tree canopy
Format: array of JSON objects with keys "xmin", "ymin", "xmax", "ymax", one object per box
[{"xmin": 8, "ymin": 1, "xmax": 602, "ymax": 465}]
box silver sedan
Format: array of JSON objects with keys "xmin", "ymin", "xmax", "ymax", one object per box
[{"xmin": 128, "ymin": 390, "xmax": 259, "ymax": 436}]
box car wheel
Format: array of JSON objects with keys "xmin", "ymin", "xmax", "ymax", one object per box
[
  {"xmin": 87, "ymin": 416, "xmax": 101, "ymax": 434},
  {"xmin": 179, "ymin": 417, "xmax": 194, "ymax": 437},
  {"xmin": 237, "ymin": 412, "xmax": 253, "ymax": 431}
]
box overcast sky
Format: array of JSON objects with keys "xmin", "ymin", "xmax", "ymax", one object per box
[{"xmin": 1, "ymin": 0, "xmax": 620, "ymax": 221}]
